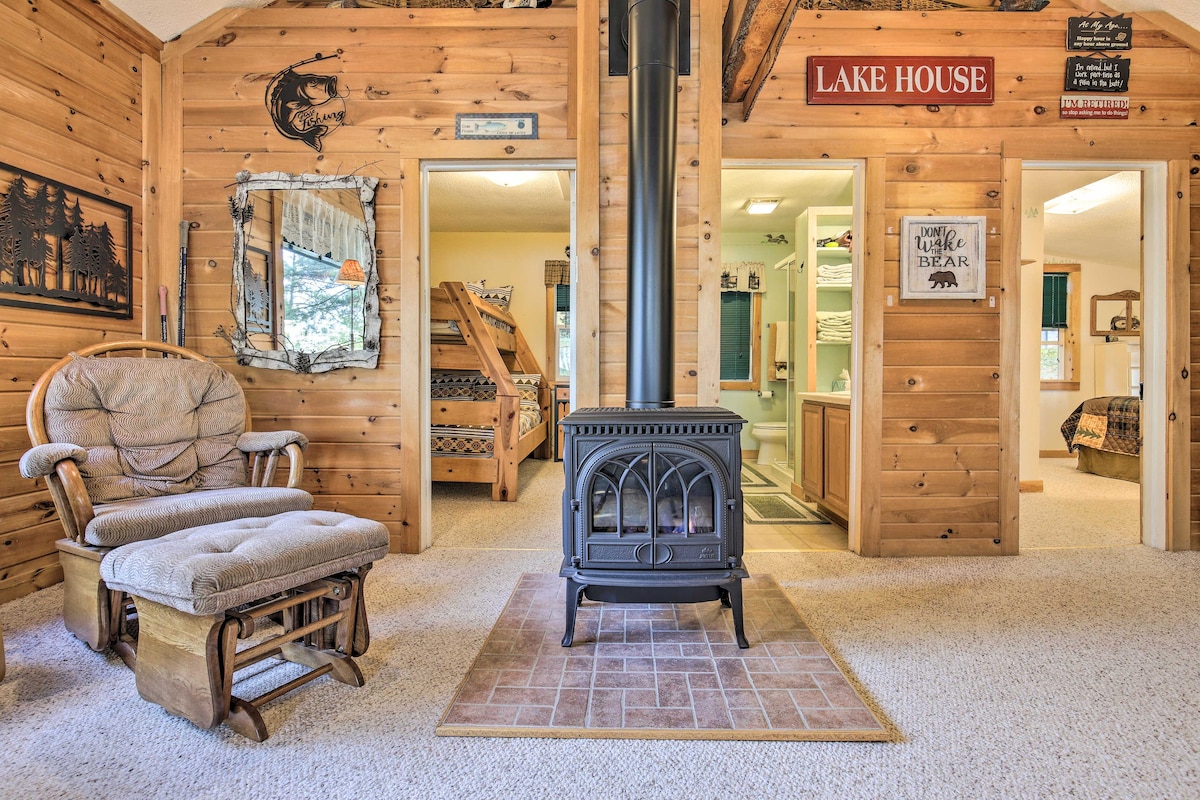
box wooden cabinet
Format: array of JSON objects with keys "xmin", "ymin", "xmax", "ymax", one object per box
[
  {"xmin": 799, "ymin": 400, "xmax": 825, "ymax": 500},
  {"xmin": 795, "ymin": 206, "xmax": 853, "ymax": 393},
  {"xmin": 798, "ymin": 399, "xmax": 850, "ymax": 524}
]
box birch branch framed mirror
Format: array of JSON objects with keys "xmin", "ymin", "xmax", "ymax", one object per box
[{"xmin": 226, "ymin": 170, "xmax": 381, "ymax": 372}]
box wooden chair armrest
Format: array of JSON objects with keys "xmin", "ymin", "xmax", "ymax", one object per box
[
  {"xmin": 48, "ymin": 461, "xmax": 95, "ymax": 543},
  {"xmin": 249, "ymin": 442, "xmax": 306, "ymax": 489}
]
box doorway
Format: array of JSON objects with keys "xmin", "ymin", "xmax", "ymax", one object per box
[
  {"xmin": 421, "ymin": 162, "xmax": 575, "ymax": 546},
  {"xmin": 1019, "ymin": 163, "xmax": 1167, "ymax": 549},
  {"xmin": 720, "ymin": 162, "xmax": 863, "ymax": 552}
]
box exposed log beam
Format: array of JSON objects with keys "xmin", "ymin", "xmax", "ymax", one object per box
[
  {"xmin": 722, "ymin": 0, "xmax": 1044, "ymax": 106},
  {"xmin": 722, "ymin": 0, "xmax": 794, "ymax": 103}
]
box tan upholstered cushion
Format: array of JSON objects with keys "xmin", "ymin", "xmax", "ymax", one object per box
[
  {"xmin": 43, "ymin": 355, "xmax": 248, "ymax": 503},
  {"xmin": 99, "ymin": 510, "xmax": 390, "ymax": 616},
  {"xmin": 84, "ymin": 486, "xmax": 313, "ymax": 548}
]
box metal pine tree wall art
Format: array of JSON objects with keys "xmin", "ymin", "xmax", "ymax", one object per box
[{"xmin": 0, "ymin": 163, "xmax": 133, "ymax": 318}]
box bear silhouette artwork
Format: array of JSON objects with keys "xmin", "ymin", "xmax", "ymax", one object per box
[{"xmin": 928, "ymin": 270, "xmax": 958, "ymax": 288}]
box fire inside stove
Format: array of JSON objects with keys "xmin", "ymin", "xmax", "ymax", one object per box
[{"xmin": 589, "ymin": 451, "xmax": 716, "ymax": 537}]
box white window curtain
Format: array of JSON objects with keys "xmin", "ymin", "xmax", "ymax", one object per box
[{"xmin": 281, "ymin": 190, "xmax": 366, "ymax": 264}]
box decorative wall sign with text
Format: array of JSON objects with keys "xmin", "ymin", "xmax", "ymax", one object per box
[
  {"xmin": 899, "ymin": 216, "xmax": 987, "ymax": 300},
  {"xmin": 1064, "ymin": 55, "xmax": 1129, "ymax": 93},
  {"xmin": 266, "ymin": 53, "xmax": 347, "ymax": 152},
  {"xmin": 1067, "ymin": 14, "xmax": 1133, "ymax": 51},
  {"xmin": 1060, "ymin": 95, "xmax": 1129, "ymax": 119},
  {"xmin": 0, "ymin": 162, "xmax": 133, "ymax": 318},
  {"xmin": 455, "ymin": 113, "xmax": 539, "ymax": 140},
  {"xmin": 807, "ymin": 56, "xmax": 994, "ymax": 106}
]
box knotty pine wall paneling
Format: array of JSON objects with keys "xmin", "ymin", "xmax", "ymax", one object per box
[
  {"xmin": 170, "ymin": 8, "xmax": 578, "ymax": 554},
  {"xmin": 0, "ymin": 0, "xmax": 160, "ymax": 602},
  {"xmin": 723, "ymin": 6, "xmax": 1198, "ymax": 556},
  {"xmin": 595, "ymin": 2, "xmax": 715, "ymax": 407}
]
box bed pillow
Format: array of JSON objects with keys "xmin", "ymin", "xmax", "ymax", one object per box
[{"xmin": 465, "ymin": 280, "xmax": 514, "ymax": 311}]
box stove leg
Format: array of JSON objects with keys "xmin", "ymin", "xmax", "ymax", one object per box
[
  {"xmin": 561, "ymin": 578, "xmax": 586, "ymax": 647},
  {"xmin": 725, "ymin": 580, "xmax": 750, "ymax": 649}
]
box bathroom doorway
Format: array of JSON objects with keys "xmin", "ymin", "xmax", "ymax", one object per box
[{"xmin": 720, "ymin": 163, "xmax": 861, "ymax": 549}]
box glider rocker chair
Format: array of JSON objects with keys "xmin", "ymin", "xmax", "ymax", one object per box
[{"xmin": 22, "ymin": 341, "xmax": 388, "ymax": 740}]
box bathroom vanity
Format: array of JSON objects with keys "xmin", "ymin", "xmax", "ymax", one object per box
[{"xmin": 796, "ymin": 393, "xmax": 851, "ymax": 525}]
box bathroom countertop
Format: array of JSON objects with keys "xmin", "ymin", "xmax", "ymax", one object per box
[{"xmin": 796, "ymin": 391, "xmax": 851, "ymax": 407}]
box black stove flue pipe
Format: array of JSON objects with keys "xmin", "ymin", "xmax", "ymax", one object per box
[{"xmin": 625, "ymin": 0, "xmax": 679, "ymax": 410}]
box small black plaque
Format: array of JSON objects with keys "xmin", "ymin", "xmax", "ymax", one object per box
[
  {"xmin": 1067, "ymin": 14, "xmax": 1133, "ymax": 52},
  {"xmin": 1064, "ymin": 55, "xmax": 1130, "ymax": 93}
]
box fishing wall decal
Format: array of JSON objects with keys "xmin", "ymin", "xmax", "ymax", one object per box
[{"xmin": 266, "ymin": 53, "xmax": 348, "ymax": 152}]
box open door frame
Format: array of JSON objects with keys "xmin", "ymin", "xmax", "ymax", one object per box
[{"xmin": 1014, "ymin": 159, "xmax": 1190, "ymax": 552}]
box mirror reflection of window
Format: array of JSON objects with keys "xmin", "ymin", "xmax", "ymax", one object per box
[
  {"xmin": 280, "ymin": 244, "xmax": 362, "ymax": 352},
  {"xmin": 229, "ymin": 171, "xmax": 380, "ymax": 373}
]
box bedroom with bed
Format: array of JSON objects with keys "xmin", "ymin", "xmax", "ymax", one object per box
[
  {"xmin": 1022, "ymin": 169, "xmax": 1146, "ymax": 543},
  {"xmin": 425, "ymin": 169, "xmax": 571, "ymax": 509}
]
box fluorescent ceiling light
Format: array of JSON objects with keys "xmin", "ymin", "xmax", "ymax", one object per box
[
  {"xmin": 483, "ymin": 171, "xmax": 536, "ymax": 188},
  {"xmin": 1044, "ymin": 173, "xmax": 1129, "ymax": 215},
  {"xmin": 744, "ymin": 198, "xmax": 781, "ymax": 215}
]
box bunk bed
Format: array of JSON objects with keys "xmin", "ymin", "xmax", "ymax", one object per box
[{"xmin": 429, "ymin": 281, "xmax": 552, "ymax": 501}]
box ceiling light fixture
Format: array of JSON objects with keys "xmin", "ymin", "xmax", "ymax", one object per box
[
  {"xmin": 1044, "ymin": 173, "xmax": 1129, "ymax": 215},
  {"xmin": 744, "ymin": 198, "xmax": 781, "ymax": 215},
  {"xmin": 484, "ymin": 171, "xmax": 536, "ymax": 188}
]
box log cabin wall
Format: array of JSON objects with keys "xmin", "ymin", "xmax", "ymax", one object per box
[
  {"xmin": 722, "ymin": 5, "xmax": 1198, "ymax": 556},
  {"xmin": 0, "ymin": 0, "xmax": 160, "ymax": 602},
  {"xmin": 166, "ymin": 7, "xmax": 579, "ymax": 554},
  {"xmin": 594, "ymin": 0, "xmax": 723, "ymax": 408}
]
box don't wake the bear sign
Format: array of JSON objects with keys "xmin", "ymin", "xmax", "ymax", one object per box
[{"xmin": 899, "ymin": 216, "xmax": 988, "ymax": 300}]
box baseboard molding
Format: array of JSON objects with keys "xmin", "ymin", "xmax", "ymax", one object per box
[
  {"xmin": 1040, "ymin": 450, "xmax": 1075, "ymax": 458},
  {"xmin": 1019, "ymin": 480, "xmax": 1044, "ymax": 493},
  {"xmin": 742, "ymin": 449, "xmax": 759, "ymax": 461}
]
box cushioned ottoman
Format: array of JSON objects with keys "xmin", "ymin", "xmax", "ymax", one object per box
[{"xmin": 99, "ymin": 510, "xmax": 389, "ymax": 741}]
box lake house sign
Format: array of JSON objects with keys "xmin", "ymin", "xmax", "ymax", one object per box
[{"xmin": 807, "ymin": 56, "xmax": 994, "ymax": 106}]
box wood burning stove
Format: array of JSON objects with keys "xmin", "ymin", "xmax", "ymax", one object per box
[
  {"xmin": 559, "ymin": 408, "xmax": 748, "ymax": 648},
  {"xmin": 559, "ymin": 0, "xmax": 750, "ymax": 648}
]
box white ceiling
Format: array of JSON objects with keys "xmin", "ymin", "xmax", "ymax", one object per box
[{"xmin": 428, "ymin": 170, "xmax": 571, "ymax": 232}]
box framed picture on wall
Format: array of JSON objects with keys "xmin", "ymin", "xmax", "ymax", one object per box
[
  {"xmin": 899, "ymin": 216, "xmax": 988, "ymax": 300},
  {"xmin": 242, "ymin": 245, "xmax": 274, "ymax": 336},
  {"xmin": 0, "ymin": 162, "xmax": 133, "ymax": 319}
]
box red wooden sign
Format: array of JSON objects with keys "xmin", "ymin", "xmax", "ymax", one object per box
[{"xmin": 807, "ymin": 56, "xmax": 995, "ymax": 106}]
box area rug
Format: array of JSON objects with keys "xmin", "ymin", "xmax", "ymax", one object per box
[
  {"xmin": 743, "ymin": 491, "xmax": 828, "ymax": 525},
  {"xmin": 436, "ymin": 573, "xmax": 891, "ymax": 741},
  {"xmin": 740, "ymin": 462, "xmax": 778, "ymax": 489}
]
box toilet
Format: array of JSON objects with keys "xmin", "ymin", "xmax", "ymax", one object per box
[{"xmin": 750, "ymin": 421, "xmax": 787, "ymax": 466}]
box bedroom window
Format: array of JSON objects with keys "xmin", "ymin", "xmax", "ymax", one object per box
[
  {"xmin": 720, "ymin": 291, "xmax": 761, "ymax": 391},
  {"xmin": 554, "ymin": 283, "xmax": 571, "ymax": 382},
  {"xmin": 1040, "ymin": 265, "xmax": 1080, "ymax": 390}
]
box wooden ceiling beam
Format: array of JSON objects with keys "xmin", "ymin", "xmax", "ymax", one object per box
[{"xmin": 722, "ymin": 0, "xmax": 795, "ymax": 103}]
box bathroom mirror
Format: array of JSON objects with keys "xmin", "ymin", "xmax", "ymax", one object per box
[{"xmin": 228, "ymin": 170, "xmax": 380, "ymax": 372}]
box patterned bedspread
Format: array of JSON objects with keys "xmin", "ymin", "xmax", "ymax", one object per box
[
  {"xmin": 1060, "ymin": 395, "xmax": 1141, "ymax": 456},
  {"xmin": 430, "ymin": 370, "xmax": 543, "ymax": 457}
]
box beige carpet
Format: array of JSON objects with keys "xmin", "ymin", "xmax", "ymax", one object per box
[
  {"xmin": 437, "ymin": 573, "xmax": 890, "ymax": 741},
  {"xmin": 1, "ymin": 458, "xmax": 1198, "ymax": 799}
]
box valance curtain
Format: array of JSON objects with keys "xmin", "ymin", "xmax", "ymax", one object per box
[
  {"xmin": 544, "ymin": 259, "xmax": 570, "ymax": 286},
  {"xmin": 281, "ymin": 190, "xmax": 366, "ymax": 264},
  {"xmin": 720, "ymin": 261, "xmax": 765, "ymax": 293}
]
